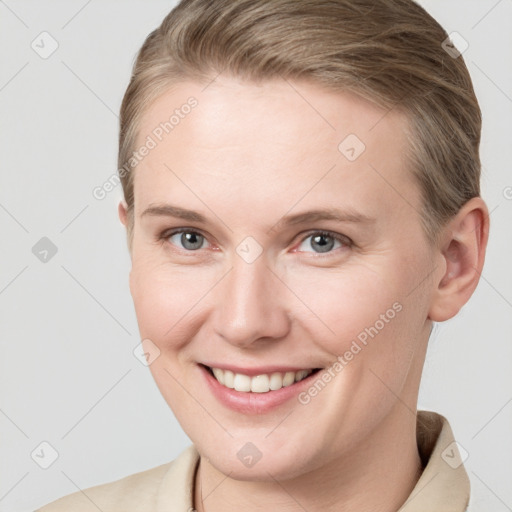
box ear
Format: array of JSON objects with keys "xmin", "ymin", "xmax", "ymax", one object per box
[
  {"xmin": 428, "ymin": 197, "xmax": 489, "ymax": 322},
  {"xmin": 118, "ymin": 200, "xmax": 128, "ymax": 226}
]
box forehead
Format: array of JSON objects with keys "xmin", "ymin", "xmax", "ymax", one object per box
[{"xmin": 133, "ymin": 77, "xmax": 420, "ymax": 226}]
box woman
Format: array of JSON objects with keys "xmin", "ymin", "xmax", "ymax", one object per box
[{"xmin": 38, "ymin": 0, "xmax": 489, "ymax": 510}]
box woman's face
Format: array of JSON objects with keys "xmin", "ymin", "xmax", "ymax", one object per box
[{"xmin": 124, "ymin": 77, "xmax": 437, "ymax": 480}]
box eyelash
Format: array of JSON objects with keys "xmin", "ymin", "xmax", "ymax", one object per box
[
  {"xmin": 158, "ymin": 228, "xmax": 353, "ymax": 256},
  {"xmin": 294, "ymin": 230, "xmax": 353, "ymax": 256}
]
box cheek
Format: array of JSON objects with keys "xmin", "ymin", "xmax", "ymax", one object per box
[
  {"xmin": 286, "ymin": 261, "xmax": 429, "ymax": 387},
  {"xmin": 285, "ymin": 265, "xmax": 406, "ymax": 345},
  {"xmin": 129, "ymin": 258, "xmax": 216, "ymax": 349},
  {"xmin": 128, "ymin": 260, "xmax": 212, "ymax": 412}
]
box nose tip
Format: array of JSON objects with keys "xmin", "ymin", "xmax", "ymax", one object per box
[{"xmin": 212, "ymin": 258, "xmax": 290, "ymax": 348}]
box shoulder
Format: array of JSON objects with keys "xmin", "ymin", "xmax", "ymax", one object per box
[
  {"xmin": 35, "ymin": 445, "xmax": 199, "ymax": 512},
  {"xmin": 35, "ymin": 462, "xmax": 171, "ymax": 512}
]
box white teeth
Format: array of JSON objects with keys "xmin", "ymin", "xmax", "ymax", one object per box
[
  {"xmin": 233, "ymin": 373, "xmax": 251, "ymax": 392},
  {"xmin": 223, "ymin": 369, "xmax": 235, "ymax": 389},
  {"xmin": 251, "ymin": 374, "xmax": 270, "ymax": 393},
  {"xmin": 295, "ymin": 369, "xmax": 309, "ymax": 382},
  {"xmin": 283, "ymin": 371, "xmax": 296, "ymax": 387},
  {"xmin": 212, "ymin": 368, "xmax": 224, "ymax": 385},
  {"xmin": 209, "ymin": 367, "xmax": 314, "ymax": 393},
  {"xmin": 269, "ymin": 372, "xmax": 283, "ymax": 390}
]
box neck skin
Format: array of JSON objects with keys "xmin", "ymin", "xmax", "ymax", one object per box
[{"xmin": 194, "ymin": 395, "xmax": 424, "ymax": 512}]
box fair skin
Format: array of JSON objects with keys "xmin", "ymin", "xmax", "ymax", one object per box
[{"xmin": 118, "ymin": 77, "xmax": 488, "ymax": 512}]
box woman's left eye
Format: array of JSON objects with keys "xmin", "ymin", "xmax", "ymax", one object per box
[
  {"xmin": 296, "ymin": 231, "xmax": 350, "ymax": 254},
  {"xmin": 166, "ymin": 230, "xmax": 210, "ymax": 251}
]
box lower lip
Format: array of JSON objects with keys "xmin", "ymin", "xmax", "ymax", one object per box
[{"xmin": 200, "ymin": 365, "xmax": 319, "ymax": 415}]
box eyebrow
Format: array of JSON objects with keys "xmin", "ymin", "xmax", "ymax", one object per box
[
  {"xmin": 278, "ymin": 208, "xmax": 375, "ymax": 227},
  {"xmin": 141, "ymin": 203, "xmax": 375, "ymax": 228},
  {"xmin": 141, "ymin": 204, "xmax": 207, "ymax": 223}
]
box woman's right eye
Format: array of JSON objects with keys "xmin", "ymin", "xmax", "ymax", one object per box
[{"xmin": 165, "ymin": 230, "xmax": 210, "ymax": 251}]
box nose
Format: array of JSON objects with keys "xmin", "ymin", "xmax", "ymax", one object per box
[{"xmin": 211, "ymin": 255, "xmax": 291, "ymax": 349}]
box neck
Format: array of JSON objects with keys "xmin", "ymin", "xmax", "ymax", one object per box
[{"xmin": 194, "ymin": 406, "xmax": 423, "ymax": 512}]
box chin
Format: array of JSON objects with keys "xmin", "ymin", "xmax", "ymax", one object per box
[{"xmin": 195, "ymin": 433, "xmax": 325, "ymax": 482}]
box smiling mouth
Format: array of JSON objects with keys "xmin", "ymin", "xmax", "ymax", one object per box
[{"xmin": 203, "ymin": 365, "xmax": 322, "ymax": 393}]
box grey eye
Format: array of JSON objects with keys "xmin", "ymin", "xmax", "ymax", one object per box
[
  {"xmin": 169, "ymin": 231, "xmax": 207, "ymax": 251},
  {"xmin": 297, "ymin": 233, "xmax": 343, "ymax": 254}
]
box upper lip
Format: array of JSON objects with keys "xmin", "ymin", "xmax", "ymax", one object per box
[{"xmin": 200, "ymin": 363, "xmax": 320, "ymax": 377}]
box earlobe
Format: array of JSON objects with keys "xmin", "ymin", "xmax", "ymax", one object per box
[{"xmin": 428, "ymin": 197, "xmax": 489, "ymax": 322}]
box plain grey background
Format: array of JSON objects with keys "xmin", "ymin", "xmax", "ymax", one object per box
[{"xmin": 1, "ymin": 1, "xmax": 511, "ymax": 510}]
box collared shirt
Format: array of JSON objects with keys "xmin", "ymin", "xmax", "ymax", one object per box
[{"xmin": 36, "ymin": 410, "xmax": 470, "ymax": 511}]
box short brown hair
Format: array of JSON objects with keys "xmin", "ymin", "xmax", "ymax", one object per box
[{"xmin": 118, "ymin": 0, "xmax": 481, "ymax": 247}]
